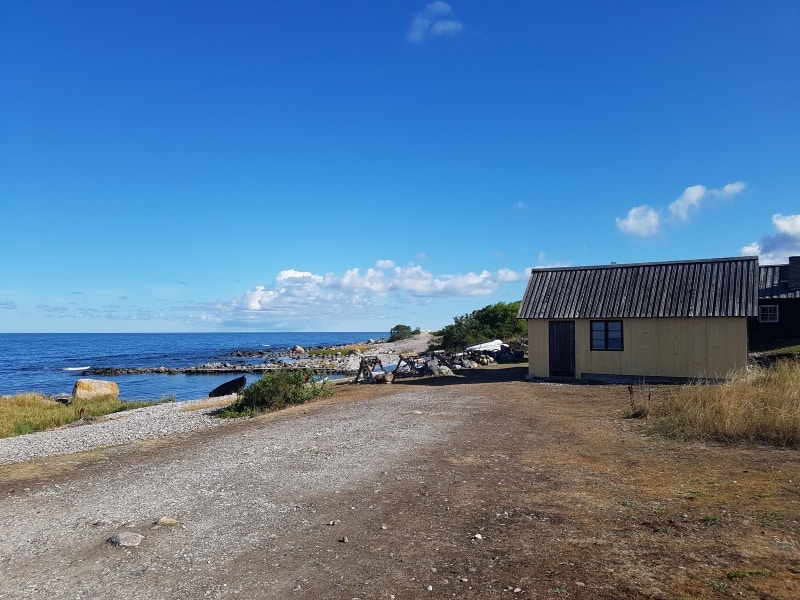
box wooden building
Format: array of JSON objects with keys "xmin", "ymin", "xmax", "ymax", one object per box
[
  {"xmin": 517, "ymin": 257, "xmax": 759, "ymax": 382},
  {"xmin": 749, "ymin": 256, "xmax": 800, "ymax": 345}
]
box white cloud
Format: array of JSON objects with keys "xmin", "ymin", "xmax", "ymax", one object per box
[
  {"xmin": 616, "ymin": 205, "xmax": 660, "ymax": 237},
  {"xmin": 224, "ymin": 260, "xmax": 529, "ymax": 326},
  {"xmin": 430, "ymin": 20, "xmax": 464, "ymax": 36},
  {"xmin": 275, "ymin": 269, "xmax": 324, "ymax": 285},
  {"xmin": 774, "ymin": 213, "xmax": 800, "ymax": 236},
  {"xmin": 740, "ymin": 242, "xmax": 760, "ymax": 256},
  {"xmin": 722, "ymin": 181, "xmax": 746, "ymax": 196},
  {"xmin": 496, "ymin": 268, "xmax": 527, "ymax": 282},
  {"xmin": 668, "ymin": 181, "xmax": 746, "ymax": 221},
  {"xmin": 668, "ymin": 185, "xmax": 706, "ymax": 221},
  {"xmin": 427, "ymin": 0, "xmax": 453, "ymax": 15},
  {"xmin": 617, "ymin": 181, "xmax": 746, "ymax": 238},
  {"xmin": 241, "ymin": 286, "xmax": 282, "ymax": 311},
  {"xmin": 390, "ymin": 266, "xmax": 497, "ymax": 296},
  {"xmin": 407, "ymin": 2, "xmax": 464, "ymax": 43},
  {"xmin": 740, "ymin": 213, "xmax": 800, "ymax": 264},
  {"xmin": 337, "ymin": 267, "xmax": 390, "ymax": 292}
]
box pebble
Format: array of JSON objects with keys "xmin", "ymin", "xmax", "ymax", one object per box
[
  {"xmin": 107, "ymin": 532, "xmax": 145, "ymax": 547},
  {"xmin": 0, "ymin": 399, "xmax": 229, "ymax": 465}
]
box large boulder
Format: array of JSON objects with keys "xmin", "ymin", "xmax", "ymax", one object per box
[{"xmin": 72, "ymin": 379, "xmax": 119, "ymax": 400}]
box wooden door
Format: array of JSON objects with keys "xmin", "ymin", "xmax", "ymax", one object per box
[{"xmin": 549, "ymin": 321, "xmax": 575, "ymax": 377}]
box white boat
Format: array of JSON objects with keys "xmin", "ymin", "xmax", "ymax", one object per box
[{"xmin": 465, "ymin": 339, "xmax": 505, "ymax": 353}]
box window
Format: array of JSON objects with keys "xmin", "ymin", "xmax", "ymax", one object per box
[
  {"xmin": 591, "ymin": 320, "xmax": 623, "ymax": 351},
  {"xmin": 759, "ymin": 305, "xmax": 779, "ymax": 323}
]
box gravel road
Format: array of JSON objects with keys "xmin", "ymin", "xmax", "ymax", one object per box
[
  {"xmin": 0, "ymin": 384, "xmax": 478, "ymax": 599},
  {"xmin": 2, "ymin": 365, "xmax": 798, "ymax": 599}
]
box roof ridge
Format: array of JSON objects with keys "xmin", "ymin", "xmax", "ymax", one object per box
[{"xmin": 530, "ymin": 256, "xmax": 758, "ymax": 272}]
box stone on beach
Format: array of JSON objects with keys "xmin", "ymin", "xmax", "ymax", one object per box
[
  {"xmin": 107, "ymin": 532, "xmax": 144, "ymax": 547},
  {"xmin": 72, "ymin": 378, "xmax": 120, "ymax": 400}
]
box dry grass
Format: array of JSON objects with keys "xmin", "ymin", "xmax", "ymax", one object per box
[
  {"xmin": 178, "ymin": 397, "xmax": 237, "ymax": 412},
  {"xmin": 650, "ymin": 359, "xmax": 800, "ymax": 447},
  {"xmin": 0, "ymin": 393, "xmax": 161, "ymax": 438},
  {"xmin": 310, "ymin": 343, "xmax": 374, "ymax": 357}
]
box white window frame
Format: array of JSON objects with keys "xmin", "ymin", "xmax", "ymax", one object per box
[{"xmin": 759, "ymin": 304, "xmax": 779, "ymax": 323}]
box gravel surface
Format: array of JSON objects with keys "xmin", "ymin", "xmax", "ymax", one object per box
[
  {"xmin": 0, "ymin": 385, "xmax": 475, "ymax": 599},
  {"xmin": 0, "ymin": 398, "xmax": 233, "ymax": 466},
  {"xmin": 2, "ymin": 364, "xmax": 798, "ymax": 599},
  {"xmin": 0, "ymin": 332, "xmax": 437, "ymax": 467}
]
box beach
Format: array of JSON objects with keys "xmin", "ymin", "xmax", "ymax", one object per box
[
  {"xmin": 1, "ymin": 343, "xmax": 797, "ymax": 598},
  {"xmin": 0, "ymin": 332, "xmax": 437, "ymax": 466}
]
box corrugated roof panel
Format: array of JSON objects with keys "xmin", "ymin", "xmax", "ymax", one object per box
[
  {"xmin": 518, "ymin": 257, "xmax": 759, "ymax": 319},
  {"xmin": 759, "ymin": 264, "xmax": 800, "ymax": 299}
]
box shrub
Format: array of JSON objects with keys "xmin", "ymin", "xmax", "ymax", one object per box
[
  {"xmin": 219, "ymin": 369, "xmax": 333, "ymax": 417},
  {"xmin": 389, "ymin": 324, "xmax": 419, "ymax": 342},
  {"xmin": 435, "ymin": 301, "xmax": 527, "ymax": 350}
]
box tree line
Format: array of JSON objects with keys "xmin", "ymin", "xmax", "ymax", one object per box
[{"xmin": 390, "ymin": 300, "xmax": 526, "ymax": 351}]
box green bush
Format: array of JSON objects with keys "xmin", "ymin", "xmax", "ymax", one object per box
[
  {"xmin": 435, "ymin": 301, "xmax": 526, "ymax": 350},
  {"xmin": 219, "ymin": 369, "xmax": 333, "ymax": 417},
  {"xmin": 389, "ymin": 324, "xmax": 420, "ymax": 342}
]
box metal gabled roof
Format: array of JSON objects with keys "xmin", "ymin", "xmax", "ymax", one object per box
[
  {"xmin": 518, "ymin": 257, "xmax": 759, "ymax": 320},
  {"xmin": 759, "ymin": 264, "xmax": 800, "ymax": 299}
]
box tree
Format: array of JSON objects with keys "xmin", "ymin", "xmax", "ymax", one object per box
[
  {"xmin": 389, "ymin": 324, "xmax": 419, "ymax": 342},
  {"xmin": 435, "ymin": 301, "xmax": 525, "ymax": 350}
]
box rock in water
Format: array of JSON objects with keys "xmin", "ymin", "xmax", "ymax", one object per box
[{"xmin": 73, "ymin": 379, "xmax": 120, "ymax": 400}]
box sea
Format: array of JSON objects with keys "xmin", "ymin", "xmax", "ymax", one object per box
[{"xmin": 0, "ymin": 332, "xmax": 386, "ymax": 401}]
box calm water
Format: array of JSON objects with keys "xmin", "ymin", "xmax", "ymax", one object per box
[{"xmin": 0, "ymin": 332, "xmax": 385, "ymax": 401}]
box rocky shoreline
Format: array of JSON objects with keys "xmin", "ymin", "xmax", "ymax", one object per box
[
  {"xmin": 83, "ymin": 332, "xmax": 437, "ymax": 377},
  {"xmin": 0, "ymin": 333, "xmax": 439, "ymax": 466}
]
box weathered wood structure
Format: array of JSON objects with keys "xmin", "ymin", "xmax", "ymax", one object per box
[
  {"xmin": 749, "ymin": 256, "xmax": 800, "ymax": 344},
  {"xmin": 353, "ymin": 356, "xmax": 393, "ymax": 384},
  {"xmin": 517, "ymin": 257, "xmax": 759, "ymax": 382},
  {"xmin": 393, "ymin": 353, "xmax": 424, "ymax": 377}
]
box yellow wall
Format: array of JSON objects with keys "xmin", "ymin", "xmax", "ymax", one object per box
[
  {"xmin": 527, "ymin": 317, "xmax": 748, "ymax": 380},
  {"xmin": 527, "ymin": 319, "xmax": 551, "ymax": 377}
]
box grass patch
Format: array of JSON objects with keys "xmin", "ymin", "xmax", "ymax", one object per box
[
  {"xmin": 179, "ymin": 397, "xmax": 237, "ymax": 412},
  {"xmin": 701, "ymin": 514, "xmax": 724, "ymax": 524},
  {"xmin": 727, "ymin": 568, "xmax": 771, "ymax": 579},
  {"xmin": 218, "ymin": 369, "xmax": 333, "ymax": 417},
  {"xmin": 749, "ymin": 338, "xmax": 800, "ymax": 355},
  {"xmin": 649, "ymin": 360, "xmax": 800, "ymax": 447},
  {"xmin": 0, "ymin": 393, "xmax": 166, "ymax": 439},
  {"xmin": 310, "ymin": 344, "xmax": 373, "ymax": 357}
]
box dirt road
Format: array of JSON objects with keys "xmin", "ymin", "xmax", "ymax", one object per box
[{"xmin": 1, "ymin": 366, "xmax": 798, "ymax": 599}]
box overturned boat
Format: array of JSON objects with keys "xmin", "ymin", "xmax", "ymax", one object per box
[{"xmin": 209, "ymin": 375, "xmax": 247, "ymax": 397}]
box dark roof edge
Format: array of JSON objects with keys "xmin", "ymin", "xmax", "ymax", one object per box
[{"xmin": 528, "ymin": 256, "xmax": 759, "ymax": 273}]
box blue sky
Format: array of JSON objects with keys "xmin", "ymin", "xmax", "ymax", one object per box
[{"xmin": 1, "ymin": 1, "xmax": 798, "ymax": 333}]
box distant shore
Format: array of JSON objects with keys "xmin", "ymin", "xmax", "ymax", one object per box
[
  {"xmin": 80, "ymin": 331, "xmax": 437, "ymax": 378},
  {"xmin": 1, "ymin": 331, "xmax": 439, "ymax": 400}
]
